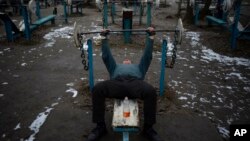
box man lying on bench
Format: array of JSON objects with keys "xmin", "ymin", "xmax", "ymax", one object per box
[{"xmin": 87, "ymin": 27, "xmax": 163, "ymax": 141}]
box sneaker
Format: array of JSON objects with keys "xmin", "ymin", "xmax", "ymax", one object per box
[
  {"xmin": 142, "ymin": 128, "xmax": 164, "ymax": 141},
  {"xmin": 87, "ymin": 125, "xmax": 107, "ymax": 141}
]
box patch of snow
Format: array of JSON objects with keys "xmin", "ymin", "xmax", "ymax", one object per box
[
  {"xmin": 43, "ymin": 26, "xmax": 74, "ymax": 47},
  {"xmin": 0, "ymin": 94, "xmax": 4, "ymax": 97},
  {"xmin": 97, "ymin": 79, "xmax": 104, "ymax": 82},
  {"xmin": 66, "ymin": 88, "xmax": 78, "ymax": 98},
  {"xmin": 217, "ymin": 125, "xmax": 229, "ymax": 138},
  {"xmin": 21, "ymin": 63, "xmax": 27, "ymax": 66},
  {"xmin": 2, "ymin": 82, "xmax": 8, "ymax": 85},
  {"xmin": 178, "ymin": 96, "xmax": 188, "ymax": 100},
  {"xmin": 201, "ymin": 48, "xmax": 250, "ymax": 67},
  {"xmin": 200, "ymin": 98, "xmax": 210, "ymax": 103},
  {"xmin": 14, "ymin": 123, "xmax": 21, "ymax": 130},
  {"xmin": 66, "ymin": 83, "xmax": 74, "ymax": 87},
  {"xmin": 26, "ymin": 108, "xmax": 53, "ymax": 141},
  {"xmin": 243, "ymin": 87, "xmax": 250, "ymax": 92}
]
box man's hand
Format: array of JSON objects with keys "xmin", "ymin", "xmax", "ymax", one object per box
[
  {"xmin": 146, "ymin": 27, "xmax": 156, "ymax": 36},
  {"xmin": 100, "ymin": 29, "xmax": 110, "ymax": 37}
]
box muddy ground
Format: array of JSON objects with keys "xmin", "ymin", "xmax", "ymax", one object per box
[{"xmin": 0, "ymin": 1, "xmax": 250, "ymax": 141}]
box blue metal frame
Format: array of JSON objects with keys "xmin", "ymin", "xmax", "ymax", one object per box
[
  {"xmin": 231, "ymin": 0, "xmax": 242, "ymax": 49},
  {"xmin": 103, "ymin": 0, "xmax": 108, "ymax": 28},
  {"xmin": 63, "ymin": 0, "xmax": 68, "ymax": 23},
  {"xmin": 123, "ymin": 18, "xmax": 132, "ymax": 43},
  {"xmin": 111, "ymin": 2, "xmax": 116, "ymax": 24},
  {"xmin": 35, "ymin": 0, "xmax": 41, "ymax": 19},
  {"xmin": 160, "ymin": 39, "xmax": 167, "ymax": 96},
  {"xmin": 146, "ymin": 2, "xmax": 152, "ymax": 27},
  {"xmin": 87, "ymin": 39, "xmax": 94, "ymax": 91},
  {"xmin": 113, "ymin": 127, "xmax": 139, "ymax": 141}
]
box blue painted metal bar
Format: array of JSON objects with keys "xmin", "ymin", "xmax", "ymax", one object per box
[
  {"xmin": 123, "ymin": 132, "xmax": 129, "ymax": 141},
  {"xmin": 113, "ymin": 127, "xmax": 139, "ymax": 132},
  {"xmin": 194, "ymin": 3, "xmax": 199, "ymax": 25},
  {"xmin": 231, "ymin": 0, "xmax": 242, "ymax": 49},
  {"xmin": 133, "ymin": 0, "xmax": 137, "ymax": 16},
  {"xmin": 63, "ymin": 0, "xmax": 68, "ymax": 23},
  {"xmin": 35, "ymin": 0, "xmax": 41, "ymax": 19},
  {"xmin": 160, "ymin": 39, "xmax": 167, "ymax": 96},
  {"xmin": 124, "ymin": 19, "xmax": 132, "ymax": 43},
  {"xmin": 103, "ymin": 0, "xmax": 108, "ymax": 28},
  {"xmin": 146, "ymin": 2, "xmax": 152, "ymax": 27},
  {"xmin": 5, "ymin": 19, "xmax": 14, "ymax": 41},
  {"xmin": 111, "ymin": 2, "xmax": 116, "ymax": 24},
  {"xmin": 87, "ymin": 39, "xmax": 94, "ymax": 91},
  {"xmin": 139, "ymin": 2, "xmax": 143, "ymax": 25},
  {"xmin": 22, "ymin": 5, "xmax": 31, "ymax": 40}
]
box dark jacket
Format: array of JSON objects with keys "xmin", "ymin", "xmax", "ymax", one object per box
[{"xmin": 101, "ymin": 38, "xmax": 154, "ymax": 80}]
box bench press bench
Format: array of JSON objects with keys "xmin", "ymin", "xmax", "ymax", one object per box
[
  {"xmin": 206, "ymin": 15, "xmax": 227, "ymax": 27},
  {"xmin": 30, "ymin": 15, "xmax": 56, "ymax": 31},
  {"xmin": 112, "ymin": 99, "xmax": 139, "ymax": 141}
]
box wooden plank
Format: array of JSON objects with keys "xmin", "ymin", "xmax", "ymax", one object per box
[{"xmin": 112, "ymin": 99, "xmax": 139, "ymax": 127}]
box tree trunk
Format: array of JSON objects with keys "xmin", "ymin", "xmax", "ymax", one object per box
[
  {"xmin": 200, "ymin": 0, "xmax": 212, "ymax": 20},
  {"xmin": 184, "ymin": 0, "xmax": 194, "ymax": 24}
]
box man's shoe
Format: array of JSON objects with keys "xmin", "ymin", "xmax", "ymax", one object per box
[
  {"xmin": 87, "ymin": 125, "xmax": 107, "ymax": 141},
  {"xmin": 143, "ymin": 128, "xmax": 164, "ymax": 141}
]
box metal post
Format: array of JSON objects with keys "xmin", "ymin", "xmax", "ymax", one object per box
[
  {"xmin": 87, "ymin": 39, "xmax": 94, "ymax": 91},
  {"xmin": 139, "ymin": 2, "xmax": 143, "ymax": 25},
  {"xmin": 4, "ymin": 20, "xmax": 14, "ymax": 41},
  {"xmin": 103, "ymin": 0, "xmax": 108, "ymax": 28},
  {"xmin": 123, "ymin": 132, "xmax": 129, "ymax": 141},
  {"xmin": 160, "ymin": 39, "xmax": 167, "ymax": 96},
  {"xmin": 133, "ymin": 0, "xmax": 137, "ymax": 15},
  {"xmin": 194, "ymin": 3, "xmax": 199, "ymax": 25},
  {"xmin": 63, "ymin": 0, "xmax": 68, "ymax": 23},
  {"xmin": 35, "ymin": 0, "xmax": 41, "ymax": 19},
  {"xmin": 231, "ymin": 0, "xmax": 242, "ymax": 49},
  {"xmin": 22, "ymin": 5, "xmax": 31, "ymax": 40},
  {"xmin": 147, "ymin": 2, "xmax": 152, "ymax": 27},
  {"xmin": 111, "ymin": 2, "xmax": 116, "ymax": 24}
]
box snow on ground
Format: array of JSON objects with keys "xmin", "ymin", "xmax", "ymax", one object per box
[
  {"xmin": 66, "ymin": 88, "xmax": 78, "ymax": 98},
  {"xmin": 169, "ymin": 31, "xmax": 250, "ymax": 138},
  {"xmin": 25, "ymin": 101, "xmax": 59, "ymax": 141},
  {"xmin": 43, "ymin": 26, "xmax": 74, "ymax": 47}
]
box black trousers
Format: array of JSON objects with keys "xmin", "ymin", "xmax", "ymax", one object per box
[{"xmin": 92, "ymin": 76, "xmax": 157, "ymax": 125}]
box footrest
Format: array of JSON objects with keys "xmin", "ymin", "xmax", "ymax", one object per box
[{"xmin": 112, "ymin": 99, "xmax": 139, "ymax": 128}]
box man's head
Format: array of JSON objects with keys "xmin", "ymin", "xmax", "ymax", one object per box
[{"xmin": 123, "ymin": 59, "xmax": 131, "ymax": 64}]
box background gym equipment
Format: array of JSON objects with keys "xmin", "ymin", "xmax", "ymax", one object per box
[{"xmin": 73, "ymin": 18, "xmax": 184, "ymax": 95}]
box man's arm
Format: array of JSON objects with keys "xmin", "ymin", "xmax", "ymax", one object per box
[
  {"xmin": 101, "ymin": 30, "xmax": 116, "ymax": 76},
  {"xmin": 139, "ymin": 27, "xmax": 155, "ymax": 79}
]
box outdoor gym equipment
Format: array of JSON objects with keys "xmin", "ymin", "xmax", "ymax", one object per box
[
  {"xmin": 0, "ymin": 0, "xmax": 56, "ymax": 41},
  {"xmin": 205, "ymin": 0, "xmax": 250, "ymax": 49},
  {"xmin": 73, "ymin": 19, "xmax": 184, "ymax": 141},
  {"xmin": 73, "ymin": 18, "xmax": 184, "ymax": 47},
  {"xmin": 73, "ymin": 18, "xmax": 184, "ymax": 141},
  {"xmin": 73, "ymin": 18, "xmax": 184, "ymax": 95},
  {"xmin": 101, "ymin": 0, "xmax": 156, "ymax": 28}
]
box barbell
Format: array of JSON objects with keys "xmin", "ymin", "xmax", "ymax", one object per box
[{"xmin": 73, "ymin": 18, "xmax": 184, "ymax": 48}]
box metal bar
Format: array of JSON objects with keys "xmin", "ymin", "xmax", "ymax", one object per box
[
  {"xmin": 79, "ymin": 29, "xmax": 178, "ymax": 35},
  {"xmin": 231, "ymin": 0, "xmax": 242, "ymax": 49},
  {"xmin": 63, "ymin": 0, "xmax": 68, "ymax": 23},
  {"xmin": 35, "ymin": 0, "xmax": 41, "ymax": 19},
  {"xmin": 87, "ymin": 39, "xmax": 94, "ymax": 91},
  {"xmin": 123, "ymin": 132, "xmax": 129, "ymax": 141},
  {"xmin": 146, "ymin": 2, "xmax": 151, "ymax": 27},
  {"xmin": 160, "ymin": 39, "xmax": 167, "ymax": 96},
  {"xmin": 22, "ymin": 5, "xmax": 31, "ymax": 40},
  {"xmin": 103, "ymin": 0, "xmax": 108, "ymax": 28}
]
